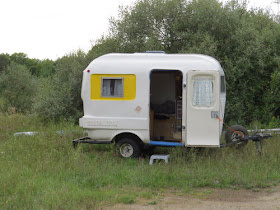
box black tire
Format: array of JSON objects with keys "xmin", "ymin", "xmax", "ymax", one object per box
[
  {"xmin": 117, "ymin": 138, "xmax": 142, "ymax": 158},
  {"xmin": 225, "ymin": 125, "xmax": 248, "ymax": 147}
]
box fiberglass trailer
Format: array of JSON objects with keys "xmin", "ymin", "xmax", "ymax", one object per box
[{"xmin": 78, "ymin": 52, "xmax": 228, "ymax": 158}]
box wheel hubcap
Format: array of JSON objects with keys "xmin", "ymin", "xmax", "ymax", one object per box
[
  {"xmin": 120, "ymin": 143, "xmax": 133, "ymax": 157},
  {"xmin": 231, "ymin": 132, "xmax": 244, "ymax": 144}
]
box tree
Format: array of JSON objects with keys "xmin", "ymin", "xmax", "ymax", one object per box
[
  {"xmin": 0, "ymin": 62, "xmax": 37, "ymax": 113},
  {"xmin": 10, "ymin": 53, "xmax": 28, "ymax": 65},
  {"xmin": 0, "ymin": 53, "xmax": 10, "ymax": 72},
  {"xmin": 33, "ymin": 50, "xmax": 87, "ymax": 122},
  {"xmin": 35, "ymin": 59, "xmax": 56, "ymax": 77}
]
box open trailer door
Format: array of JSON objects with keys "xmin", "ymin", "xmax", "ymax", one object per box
[{"xmin": 184, "ymin": 70, "xmax": 220, "ymax": 147}]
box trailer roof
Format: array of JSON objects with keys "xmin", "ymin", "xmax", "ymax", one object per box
[{"xmin": 87, "ymin": 53, "xmax": 224, "ymax": 74}]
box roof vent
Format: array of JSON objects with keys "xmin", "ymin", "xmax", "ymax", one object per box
[{"xmin": 145, "ymin": 51, "xmax": 165, "ymax": 54}]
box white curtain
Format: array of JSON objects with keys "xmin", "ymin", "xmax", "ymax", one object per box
[
  {"xmin": 113, "ymin": 79, "xmax": 123, "ymax": 96},
  {"xmin": 102, "ymin": 79, "xmax": 123, "ymax": 97},
  {"xmin": 193, "ymin": 78, "xmax": 214, "ymax": 107}
]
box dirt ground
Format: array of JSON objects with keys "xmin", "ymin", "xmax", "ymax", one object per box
[{"xmin": 101, "ymin": 185, "xmax": 280, "ymax": 209}]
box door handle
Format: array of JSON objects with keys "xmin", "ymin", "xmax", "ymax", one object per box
[{"xmin": 211, "ymin": 111, "xmax": 219, "ymax": 118}]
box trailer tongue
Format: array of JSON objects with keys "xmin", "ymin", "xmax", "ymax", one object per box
[{"xmin": 220, "ymin": 132, "xmax": 272, "ymax": 155}]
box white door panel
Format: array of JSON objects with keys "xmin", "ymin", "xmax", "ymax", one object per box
[{"xmin": 183, "ymin": 71, "xmax": 220, "ymax": 146}]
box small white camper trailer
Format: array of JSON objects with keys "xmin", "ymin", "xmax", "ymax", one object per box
[{"xmin": 78, "ymin": 52, "xmax": 228, "ymax": 157}]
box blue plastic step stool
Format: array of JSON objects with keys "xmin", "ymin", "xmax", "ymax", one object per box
[{"xmin": 149, "ymin": 154, "xmax": 170, "ymax": 165}]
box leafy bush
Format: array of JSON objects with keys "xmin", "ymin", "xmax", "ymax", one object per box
[
  {"xmin": 0, "ymin": 62, "xmax": 37, "ymax": 113},
  {"xmin": 33, "ymin": 50, "xmax": 88, "ymax": 122},
  {"xmin": 268, "ymin": 116, "xmax": 280, "ymax": 129},
  {"xmin": 268, "ymin": 68, "xmax": 280, "ymax": 117}
]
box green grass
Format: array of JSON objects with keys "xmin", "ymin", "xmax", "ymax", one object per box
[{"xmin": 1, "ymin": 113, "xmax": 280, "ymax": 209}]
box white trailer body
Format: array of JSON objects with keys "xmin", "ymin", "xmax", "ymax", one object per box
[{"xmin": 79, "ymin": 53, "xmax": 226, "ymax": 151}]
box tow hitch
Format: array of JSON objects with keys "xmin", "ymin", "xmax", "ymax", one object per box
[{"xmin": 220, "ymin": 130, "xmax": 272, "ymax": 155}]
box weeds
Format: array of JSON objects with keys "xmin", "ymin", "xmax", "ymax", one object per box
[{"xmin": 1, "ymin": 114, "xmax": 280, "ymax": 209}]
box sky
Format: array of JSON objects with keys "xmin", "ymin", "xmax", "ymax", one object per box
[{"xmin": 0, "ymin": 0, "xmax": 279, "ymax": 60}]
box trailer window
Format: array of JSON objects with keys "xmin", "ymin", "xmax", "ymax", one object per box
[
  {"xmin": 101, "ymin": 78, "xmax": 123, "ymax": 98},
  {"xmin": 193, "ymin": 78, "xmax": 214, "ymax": 107},
  {"xmin": 221, "ymin": 75, "xmax": 226, "ymax": 93},
  {"xmin": 91, "ymin": 74, "xmax": 136, "ymax": 100}
]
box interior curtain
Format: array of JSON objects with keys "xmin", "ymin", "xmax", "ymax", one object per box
[
  {"xmin": 102, "ymin": 79, "xmax": 123, "ymax": 97},
  {"xmin": 113, "ymin": 79, "xmax": 123, "ymax": 96},
  {"xmin": 193, "ymin": 79, "xmax": 213, "ymax": 107}
]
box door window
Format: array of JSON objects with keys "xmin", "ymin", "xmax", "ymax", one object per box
[{"xmin": 192, "ymin": 78, "xmax": 214, "ymax": 107}]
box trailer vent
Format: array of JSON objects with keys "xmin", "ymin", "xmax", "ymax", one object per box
[{"xmin": 146, "ymin": 51, "xmax": 165, "ymax": 54}]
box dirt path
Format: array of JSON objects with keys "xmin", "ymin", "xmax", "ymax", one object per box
[{"xmin": 101, "ymin": 186, "xmax": 280, "ymax": 209}]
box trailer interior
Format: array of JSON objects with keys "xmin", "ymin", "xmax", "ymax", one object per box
[{"xmin": 150, "ymin": 70, "xmax": 183, "ymax": 142}]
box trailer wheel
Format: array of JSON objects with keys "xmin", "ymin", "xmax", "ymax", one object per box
[
  {"xmin": 225, "ymin": 125, "xmax": 248, "ymax": 147},
  {"xmin": 118, "ymin": 138, "xmax": 141, "ymax": 158}
]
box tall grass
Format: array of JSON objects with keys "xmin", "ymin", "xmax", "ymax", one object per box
[{"xmin": 1, "ymin": 114, "xmax": 280, "ymax": 208}]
